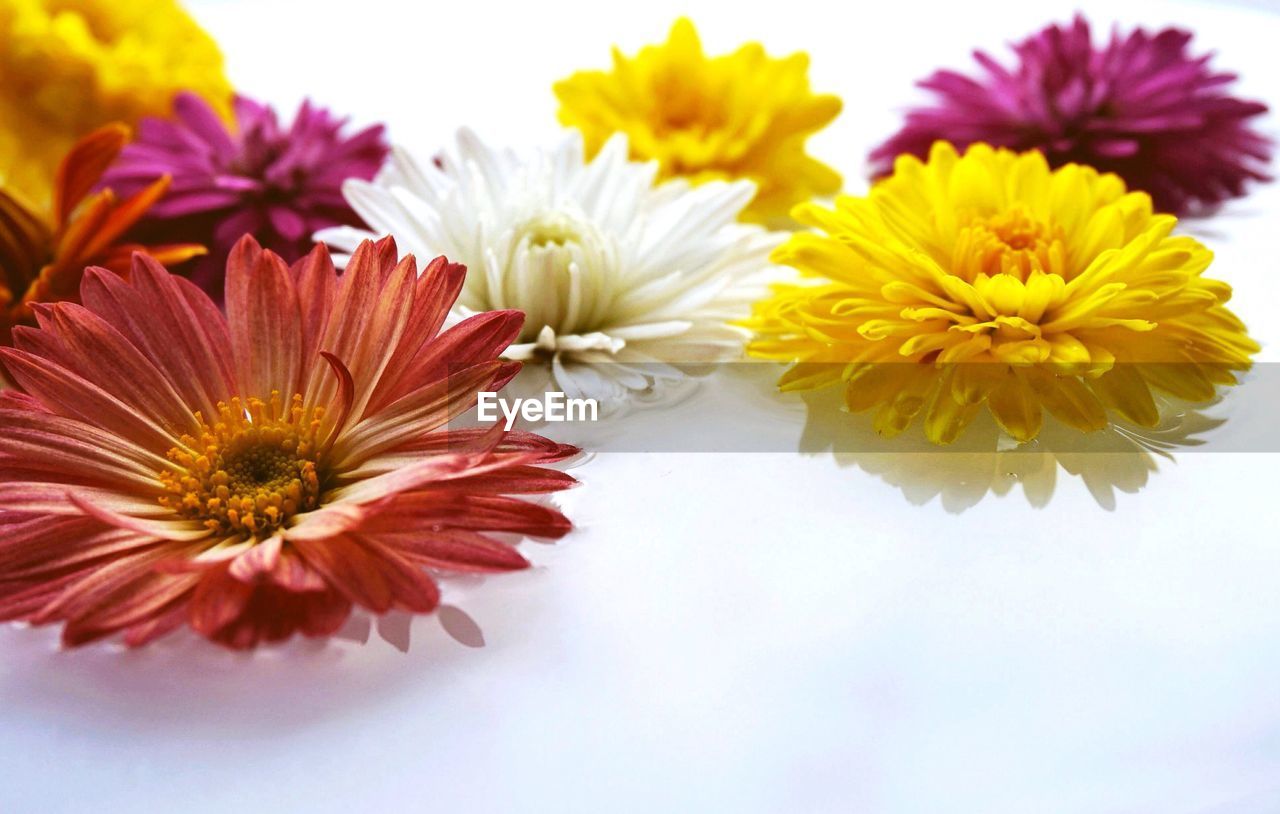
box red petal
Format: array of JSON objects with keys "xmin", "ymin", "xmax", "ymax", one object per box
[
  {"xmin": 188, "ymin": 569, "xmax": 254, "ymax": 637},
  {"xmin": 290, "ymin": 243, "xmax": 337, "ymax": 369},
  {"xmin": 28, "ymin": 300, "xmax": 200, "ymax": 436},
  {"xmin": 387, "ymin": 528, "xmax": 530, "ymax": 573},
  {"xmin": 292, "ymin": 534, "xmax": 440, "ymax": 614},
  {"xmin": 227, "ymin": 535, "xmax": 283, "ymax": 583},
  {"xmin": 80, "ymin": 258, "xmax": 236, "ymax": 420},
  {"xmin": 319, "ymin": 351, "xmax": 355, "ymax": 450},
  {"xmin": 0, "ymin": 347, "xmax": 180, "ymax": 454},
  {"xmin": 364, "ymin": 257, "xmax": 467, "ymax": 413},
  {"xmin": 61, "ymin": 570, "xmax": 199, "ymax": 647},
  {"xmin": 227, "ymin": 244, "xmax": 302, "ymax": 397},
  {"xmin": 398, "ymin": 310, "xmax": 525, "ymax": 393},
  {"xmin": 122, "ymin": 603, "xmax": 188, "ymax": 647},
  {"xmin": 330, "ymin": 360, "xmax": 503, "ymax": 468},
  {"xmin": 445, "ymin": 464, "xmax": 579, "ymax": 494}
]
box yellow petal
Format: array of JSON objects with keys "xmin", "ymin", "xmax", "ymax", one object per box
[
  {"xmin": 987, "ymin": 372, "xmax": 1043, "ymax": 442},
  {"xmin": 924, "ymin": 371, "xmax": 981, "ymax": 445},
  {"xmin": 778, "ymin": 362, "xmax": 843, "ymax": 392},
  {"xmin": 1089, "ymin": 365, "xmax": 1159, "ymax": 426},
  {"xmin": 844, "ymin": 362, "xmax": 917, "ymax": 412},
  {"xmin": 1022, "ymin": 368, "xmax": 1108, "ymax": 433}
]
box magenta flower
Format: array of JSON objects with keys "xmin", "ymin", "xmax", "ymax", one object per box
[
  {"xmin": 104, "ymin": 92, "xmax": 388, "ymax": 298},
  {"xmin": 869, "ymin": 16, "xmax": 1272, "ymax": 215}
]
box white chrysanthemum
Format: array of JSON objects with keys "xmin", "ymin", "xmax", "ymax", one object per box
[{"xmin": 318, "ymin": 129, "xmax": 782, "ymax": 405}]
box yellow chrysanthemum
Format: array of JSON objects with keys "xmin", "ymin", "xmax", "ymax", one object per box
[
  {"xmin": 746, "ymin": 142, "xmax": 1259, "ymax": 445},
  {"xmin": 0, "ymin": 0, "xmax": 232, "ymax": 207},
  {"xmin": 554, "ymin": 18, "xmax": 841, "ymax": 224}
]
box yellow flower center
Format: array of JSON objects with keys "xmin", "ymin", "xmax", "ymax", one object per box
[
  {"xmin": 650, "ymin": 74, "xmax": 727, "ymax": 139},
  {"xmin": 956, "ymin": 205, "xmax": 1067, "ymax": 283},
  {"xmin": 160, "ymin": 393, "xmax": 324, "ymax": 537}
]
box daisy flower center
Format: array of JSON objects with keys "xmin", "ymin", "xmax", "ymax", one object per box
[{"xmin": 159, "ymin": 392, "xmax": 324, "ymax": 537}]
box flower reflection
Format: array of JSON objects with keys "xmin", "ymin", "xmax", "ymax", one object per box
[{"xmin": 799, "ymin": 387, "xmax": 1226, "ymax": 512}]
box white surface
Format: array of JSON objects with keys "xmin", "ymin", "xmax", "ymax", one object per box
[{"xmin": 4, "ymin": 1, "xmax": 1280, "ymax": 812}]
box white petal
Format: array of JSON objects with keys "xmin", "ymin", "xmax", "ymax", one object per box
[{"xmin": 329, "ymin": 127, "xmax": 787, "ymax": 408}]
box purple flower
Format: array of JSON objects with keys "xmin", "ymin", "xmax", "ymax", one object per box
[
  {"xmin": 869, "ymin": 16, "xmax": 1272, "ymax": 215},
  {"xmin": 105, "ymin": 92, "xmax": 388, "ymax": 298}
]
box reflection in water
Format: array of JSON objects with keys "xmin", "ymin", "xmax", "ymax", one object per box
[{"xmin": 799, "ymin": 388, "xmax": 1226, "ymax": 512}]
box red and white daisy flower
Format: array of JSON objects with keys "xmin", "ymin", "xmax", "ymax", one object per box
[{"xmin": 0, "ymin": 236, "xmax": 578, "ymax": 649}]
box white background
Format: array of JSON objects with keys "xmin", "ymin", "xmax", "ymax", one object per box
[{"xmin": 4, "ymin": 0, "xmax": 1280, "ymax": 812}]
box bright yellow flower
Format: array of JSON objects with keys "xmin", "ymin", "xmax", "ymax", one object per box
[
  {"xmin": 554, "ymin": 18, "xmax": 841, "ymax": 225},
  {"xmin": 0, "ymin": 0, "xmax": 232, "ymax": 207},
  {"xmin": 746, "ymin": 142, "xmax": 1259, "ymax": 445}
]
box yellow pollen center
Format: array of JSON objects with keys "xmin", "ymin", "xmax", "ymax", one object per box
[
  {"xmin": 160, "ymin": 392, "xmax": 324, "ymax": 538},
  {"xmin": 955, "ymin": 206, "xmax": 1066, "ymax": 285}
]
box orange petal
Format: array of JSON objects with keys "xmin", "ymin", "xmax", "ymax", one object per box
[
  {"xmin": 53, "ymin": 190, "xmax": 114, "ymax": 267},
  {"xmin": 80, "ymin": 175, "xmax": 172, "ymax": 259},
  {"xmin": 96, "ymin": 242, "xmax": 206, "ymax": 275},
  {"xmin": 20, "ymin": 260, "xmax": 82, "ymax": 312},
  {"xmin": 54, "ymin": 123, "xmax": 130, "ymax": 228},
  {"xmin": 0, "ymin": 188, "xmax": 53, "ymax": 289},
  {"xmin": 144, "ymin": 243, "xmax": 207, "ymax": 266}
]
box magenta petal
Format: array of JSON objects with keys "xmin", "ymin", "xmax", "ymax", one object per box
[
  {"xmin": 150, "ymin": 189, "xmax": 244, "ymax": 218},
  {"xmin": 174, "ymin": 92, "xmax": 237, "ymax": 158},
  {"xmin": 100, "ymin": 92, "xmax": 391, "ymax": 301},
  {"xmin": 1090, "ymin": 138, "xmax": 1141, "ymax": 158},
  {"xmin": 268, "ymin": 206, "xmax": 307, "ymax": 241}
]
